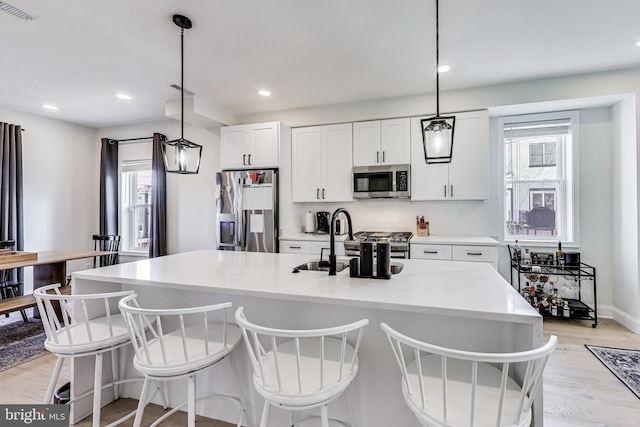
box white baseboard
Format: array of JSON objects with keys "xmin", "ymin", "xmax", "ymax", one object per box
[{"xmin": 607, "ymin": 306, "xmax": 640, "ymax": 334}]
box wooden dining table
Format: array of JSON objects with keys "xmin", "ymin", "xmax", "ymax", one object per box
[
  {"xmin": 0, "ymin": 249, "xmax": 116, "ymax": 290},
  {"xmin": 0, "ymin": 249, "xmax": 116, "ymax": 319}
]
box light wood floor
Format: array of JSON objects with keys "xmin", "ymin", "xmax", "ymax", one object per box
[{"xmin": 1, "ymin": 318, "xmax": 639, "ymax": 426}]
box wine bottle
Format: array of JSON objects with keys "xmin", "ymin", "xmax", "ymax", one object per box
[{"xmin": 556, "ymin": 241, "xmax": 565, "ymax": 266}]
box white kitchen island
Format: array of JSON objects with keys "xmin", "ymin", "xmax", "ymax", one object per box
[{"xmin": 70, "ymin": 249, "xmax": 544, "ymax": 427}]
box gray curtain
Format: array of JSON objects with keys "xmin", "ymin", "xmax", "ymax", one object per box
[
  {"xmin": 150, "ymin": 133, "xmax": 167, "ymax": 258},
  {"xmin": 0, "ymin": 122, "xmax": 24, "ymax": 282},
  {"xmin": 99, "ymin": 138, "xmax": 118, "ymax": 235}
]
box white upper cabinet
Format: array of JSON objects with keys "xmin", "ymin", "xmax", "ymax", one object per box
[
  {"xmin": 292, "ymin": 123, "xmax": 353, "ymax": 202},
  {"xmin": 411, "ymin": 110, "xmax": 489, "ymax": 200},
  {"xmin": 353, "ymin": 118, "xmax": 411, "ymax": 166},
  {"xmin": 221, "ymin": 122, "xmax": 288, "ymax": 169}
]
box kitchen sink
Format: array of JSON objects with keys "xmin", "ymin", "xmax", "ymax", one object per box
[
  {"xmin": 292, "ymin": 259, "xmax": 404, "ymax": 275},
  {"xmin": 293, "ymin": 260, "xmax": 349, "ymax": 273}
]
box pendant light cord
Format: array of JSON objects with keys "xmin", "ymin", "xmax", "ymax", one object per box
[
  {"xmin": 180, "ymin": 26, "xmax": 185, "ymax": 140},
  {"xmin": 435, "ymin": 0, "xmax": 440, "ymax": 116}
]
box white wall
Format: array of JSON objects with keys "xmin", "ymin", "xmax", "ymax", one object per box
[
  {"xmin": 96, "ymin": 119, "xmax": 220, "ymax": 256},
  {"xmin": 240, "ymin": 67, "xmax": 640, "ymax": 326},
  {"xmin": 0, "ymin": 108, "xmax": 98, "ymax": 292},
  {"xmin": 612, "ymin": 96, "xmax": 639, "ymax": 332}
]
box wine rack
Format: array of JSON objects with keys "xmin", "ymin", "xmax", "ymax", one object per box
[{"xmin": 508, "ymin": 245, "xmax": 597, "ymax": 328}]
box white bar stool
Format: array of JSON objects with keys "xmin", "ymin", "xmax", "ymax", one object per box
[
  {"xmin": 236, "ymin": 306, "xmax": 369, "ymax": 427},
  {"xmin": 34, "ymin": 283, "xmax": 142, "ymax": 427},
  {"xmin": 381, "ymin": 322, "xmax": 558, "ymax": 427},
  {"xmin": 118, "ymin": 294, "xmax": 245, "ymax": 427}
]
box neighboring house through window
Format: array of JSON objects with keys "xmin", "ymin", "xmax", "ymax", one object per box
[
  {"xmin": 500, "ymin": 111, "xmax": 578, "ymax": 242},
  {"xmin": 121, "ymin": 159, "xmax": 152, "ymax": 253}
]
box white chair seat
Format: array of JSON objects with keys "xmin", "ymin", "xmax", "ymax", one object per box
[
  {"xmin": 118, "ymin": 295, "xmax": 245, "ymax": 427},
  {"xmin": 44, "ymin": 313, "xmax": 130, "ymax": 355},
  {"xmin": 381, "ymin": 323, "xmax": 557, "ymax": 427},
  {"xmin": 236, "ymin": 307, "xmax": 368, "ymax": 427},
  {"xmin": 133, "ymin": 322, "xmax": 241, "ymax": 378},
  {"xmin": 255, "ymin": 336, "xmax": 358, "ymax": 407},
  {"xmin": 404, "ymin": 355, "xmax": 527, "ymax": 427}
]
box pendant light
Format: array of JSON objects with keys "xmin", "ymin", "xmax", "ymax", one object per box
[
  {"xmin": 421, "ymin": 0, "xmax": 455, "ymax": 164},
  {"xmin": 162, "ymin": 14, "xmax": 203, "ymax": 174}
]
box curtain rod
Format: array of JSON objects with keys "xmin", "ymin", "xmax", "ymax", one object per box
[{"xmin": 117, "ymin": 136, "xmax": 153, "ymax": 142}]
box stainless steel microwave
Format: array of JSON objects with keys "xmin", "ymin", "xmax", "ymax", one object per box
[{"xmin": 353, "ymin": 164, "xmax": 410, "ymax": 199}]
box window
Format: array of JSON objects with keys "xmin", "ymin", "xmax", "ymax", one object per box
[
  {"xmin": 529, "ymin": 142, "xmax": 557, "ymax": 167},
  {"xmin": 501, "ymin": 111, "xmax": 578, "ymax": 242},
  {"xmin": 121, "ymin": 160, "xmax": 152, "ymax": 253}
]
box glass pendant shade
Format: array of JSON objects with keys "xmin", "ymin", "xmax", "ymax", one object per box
[
  {"xmin": 421, "ymin": 115, "xmax": 455, "ymax": 164},
  {"xmin": 162, "ymin": 137, "xmax": 202, "ymax": 174}
]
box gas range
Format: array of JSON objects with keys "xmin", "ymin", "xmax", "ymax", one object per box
[{"xmin": 344, "ymin": 231, "xmax": 413, "ymax": 258}]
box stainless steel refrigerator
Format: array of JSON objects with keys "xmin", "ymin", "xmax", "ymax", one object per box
[{"xmin": 216, "ymin": 169, "xmax": 279, "ymax": 253}]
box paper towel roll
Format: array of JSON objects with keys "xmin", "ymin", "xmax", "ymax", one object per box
[{"xmin": 304, "ymin": 212, "xmax": 315, "ymax": 233}]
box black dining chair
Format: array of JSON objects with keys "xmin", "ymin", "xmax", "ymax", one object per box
[
  {"xmin": 0, "ymin": 240, "xmax": 28, "ymax": 322},
  {"xmin": 92, "ymin": 234, "xmax": 121, "ymax": 267}
]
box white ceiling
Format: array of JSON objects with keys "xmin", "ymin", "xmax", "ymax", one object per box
[{"xmin": 0, "ymin": 0, "xmax": 638, "ymax": 128}]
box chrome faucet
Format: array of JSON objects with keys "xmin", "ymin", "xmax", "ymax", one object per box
[{"xmin": 329, "ymin": 208, "xmax": 354, "ymax": 275}]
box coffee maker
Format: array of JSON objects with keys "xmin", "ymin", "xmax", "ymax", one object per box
[{"xmin": 316, "ymin": 211, "xmax": 330, "ymax": 234}]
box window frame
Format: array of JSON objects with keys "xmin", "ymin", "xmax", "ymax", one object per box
[
  {"xmin": 118, "ymin": 152, "xmax": 153, "ymax": 256},
  {"xmin": 498, "ymin": 110, "xmax": 580, "ymax": 246}
]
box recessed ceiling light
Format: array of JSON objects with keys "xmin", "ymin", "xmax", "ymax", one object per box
[
  {"xmin": 258, "ymin": 90, "xmax": 271, "ymax": 97},
  {"xmin": 437, "ymin": 65, "xmax": 451, "ymax": 73},
  {"xmin": 42, "ymin": 104, "xmax": 58, "ymax": 110},
  {"xmin": 636, "ymin": 40, "xmax": 640, "ymax": 47},
  {"xmin": 116, "ymin": 93, "xmax": 132, "ymax": 100}
]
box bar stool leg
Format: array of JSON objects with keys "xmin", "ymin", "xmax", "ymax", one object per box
[
  {"xmin": 93, "ymin": 353, "xmax": 104, "ymax": 427},
  {"xmin": 187, "ymin": 375, "xmax": 196, "ymax": 427},
  {"xmin": 260, "ymin": 401, "xmax": 270, "ymax": 427},
  {"xmin": 133, "ymin": 378, "xmax": 150, "ymax": 427},
  {"xmin": 44, "ymin": 357, "xmax": 65, "ymax": 404},
  {"xmin": 320, "ymin": 405, "xmax": 330, "ymax": 427},
  {"xmin": 111, "ymin": 349, "xmax": 120, "ymax": 400},
  {"xmin": 345, "ymin": 389, "xmax": 356, "ymax": 427}
]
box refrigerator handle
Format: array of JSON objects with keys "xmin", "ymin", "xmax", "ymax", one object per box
[{"xmin": 242, "ymin": 154, "xmax": 246, "ymax": 166}]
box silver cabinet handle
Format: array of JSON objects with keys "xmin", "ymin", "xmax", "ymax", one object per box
[
  {"xmin": 444, "ymin": 185, "xmax": 447, "ymax": 197},
  {"xmin": 450, "ymin": 185, "xmax": 453, "ymax": 198},
  {"xmin": 248, "ymin": 154, "xmax": 252, "ymax": 165},
  {"xmin": 423, "ymin": 250, "xmax": 438, "ymax": 254},
  {"xmin": 289, "ymin": 246, "xmax": 302, "ymax": 249},
  {"xmin": 467, "ymin": 252, "xmax": 483, "ymax": 256},
  {"xmin": 322, "ymin": 188, "xmax": 325, "ymax": 199},
  {"xmin": 383, "ymin": 151, "xmax": 386, "ymax": 162},
  {"xmin": 376, "ymin": 151, "xmax": 380, "ymax": 163},
  {"xmin": 317, "ymin": 188, "xmax": 320, "ymax": 199},
  {"xmin": 243, "ymin": 154, "xmax": 246, "ymax": 165}
]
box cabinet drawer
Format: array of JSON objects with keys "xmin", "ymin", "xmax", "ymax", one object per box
[
  {"xmin": 311, "ymin": 242, "xmax": 344, "ymax": 256},
  {"xmin": 451, "ymin": 245, "xmax": 497, "ymax": 263},
  {"xmin": 279, "ymin": 240, "xmax": 312, "ymax": 254},
  {"xmin": 410, "ymin": 244, "xmax": 452, "ymax": 260}
]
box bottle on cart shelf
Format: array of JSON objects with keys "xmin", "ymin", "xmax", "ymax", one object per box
[
  {"xmin": 551, "ymin": 299, "xmax": 558, "ymax": 316},
  {"xmin": 556, "ymin": 241, "xmax": 565, "ymax": 266},
  {"xmin": 563, "ymin": 300, "xmax": 570, "ymax": 317},
  {"xmin": 523, "ymin": 248, "xmax": 532, "ymax": 265},
  {"xmin": 514, "ymin": 240, "xmax": 522, "ymax": 261}
]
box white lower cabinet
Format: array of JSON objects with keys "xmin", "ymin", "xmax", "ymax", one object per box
[
  {"xmin": 411, "ymin": 241, "xmax": 498, "ymax": 269},
  {"xmin": 279, "ymin": 240, "xmax": 312, "ymax": 254},
  {"xmin": 280, "ymin": 239, "xmax": 344, "ymax": 256},
  {"xmin": 451, "ymin": 245, "xmax": 497, "ymax": 263},
  {"xmin": 411, "ymin": 244, "xmax": 452, "ymax": 260}
]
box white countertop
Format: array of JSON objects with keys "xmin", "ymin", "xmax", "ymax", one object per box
[
  {"xmin": 411, "ymin": 235, "xmax": 499, "ymax": 246},
  {"xmin": 74, "ymin": 250, "xmax": 537, "ymax": 324}
]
